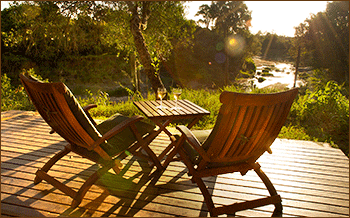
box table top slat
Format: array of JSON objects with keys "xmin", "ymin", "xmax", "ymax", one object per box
[
  {"xmin": 144, "ymin": 101, "xmax": 165, "ymax": 117},
  {"xmin": 161, "ymin": 101, "xmax": 186, "ymax": 116},
  {"xmin": 182, "ymin": 100, "xmax": 210, "ymax": 114},
  {"xmin": 134, "ymin": 101, "xmax": 155, "ymax": 117},
  {"xmin": 147, "ymin": 101, "xmax": 174, "ymax": 117},
  {"xmin": 177, "ymin": 101, "xmax": 199, "ymax": 115},
  {"xmin": 134, "ymin": 99, "xmax": 210, "ymax": 120}
]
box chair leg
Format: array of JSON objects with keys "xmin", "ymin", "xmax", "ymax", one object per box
[
  {"xmin": 253, "ymin": 163, "xmax": 283, "ymax": 216},
  {"xmin": 193, "ymin": 163, "xmax": 282, "ymax": 216},
  {"xmin": 71, "ymin": 164, "xmax": 112, "ymax": 208},
  {"xmin": 192, "ymin": 176, "xmax": 217, "ymax": 216},
  {"xmin": 177, "ymin": 148, "xmax": 217, "ymax": 216},
  {"xmin": 34, "ymin": 144, "xmax": 71, "ymax": 184},
  {"xmin": 34, "ymin": 144, "xmax": 116, "ymax": 208}
]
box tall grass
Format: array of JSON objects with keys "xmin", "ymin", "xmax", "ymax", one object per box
[
  {"xmin": 2, "ymin": 71, "xmax": 348, "ymax": 156},
  {"xmin": 72, "ymin": 84, "xmax": 350, "ymax": 156}
]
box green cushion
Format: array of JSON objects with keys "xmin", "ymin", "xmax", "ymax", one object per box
[
  {"xmin": 62, "ymin": 84, "xmax": 102, "ymax": 141},
  {"xmin": 179, "ymin": 128, "xmax": 246, "ymax": 167},
  {"xmin": 180, "ymin": 129, "xmax": 211, "ymax": 165},
  {"xmin": 28, "ymin": 74, "xmax": 102, "ymax": 141},
  {"xmin": 63, "ymin": 87, "xmax": 155, "ymax": 156},
  {"xmin": 28, "ymin": 75, "xmax": 155, "ymax": 157},
  {"xmin": 97, "ymin": 113, "xmax": 155, "ymax": 156}
]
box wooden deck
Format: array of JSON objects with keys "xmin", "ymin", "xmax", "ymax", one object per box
[{"xmin": 1, "ymin": 110, "xmax": 349, "ymax": 217}]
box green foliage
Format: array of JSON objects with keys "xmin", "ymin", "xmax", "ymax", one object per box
[
  {"xmin": 256, "ymin": 33, "xmax": 292, "ymax": 61},
  {"xmin": 196, "ymin": 1, "xmax": 251, "ymax": 35},
  {"xmin": 1, "ymin": 69, "xmax": 44, "ymax": 111},
  {"xmin": 257, "ymin": 77, "xmax": 266, "ymax": 83},
  {"xmin": 244, "ymin": 57, "xmax": 256, "ymax": 73},
  {"xmin": 261, "ymin": 72, "xmax": 274, "ymax": 77},
  {"xmin": 289, "ymin": 81, "xmax": 349, "ymax": 154},
  {"xmin": 77, "ymin": 90, "xmax": 144, "ymax": 120},
  {"xmin": 278, "ymin": 125, "xmax": 311, "ymax": 141},
  {"xmin": 56, "ymin": 55, "xmax": 130, "ymax": 83},
  {"xmin": 1, "ymin": 1, "xmax": 196, "ymax": 93},
  {"xmin": 293, "ymin": 1, "xmax": 349, "ymax": 87},
  {"xmin": 239, "ymin": 57, "xmax": 256, "ymax": 78},
  {"xmin": 167, "ymin": 27, "xmax": 258, "ymax": 88}
]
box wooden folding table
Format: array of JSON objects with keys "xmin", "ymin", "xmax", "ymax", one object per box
[{"xmin": 133, "ymin": 99, "xmax": 210, "ymax": 168}]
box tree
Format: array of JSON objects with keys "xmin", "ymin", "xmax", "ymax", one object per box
[
  {"xmin": 292, "ymin": 1, "xmax": 349, "ymax": 86},
  {"xmin": 196, "ymin": 4, "xmax": 216, "ymax": 29},
  {"xmin": 125, "ymin": 1, "xmax": 165, "ymax": 93},
  {"xmin": 195, "ymin": 1, "xmax": 252, "ymax": 85},
  {"xmin": 2, "ymin": 1, "xmax": 194, "ymax": 93},
  {"xmin": 256, "ymin": 33, "xmax": 292, "ymax": 61},
  {"xmin": 102, "ymin": 1, "xmax": 194, "ymax": 94}
]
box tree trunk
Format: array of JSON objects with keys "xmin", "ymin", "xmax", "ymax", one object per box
[
  {"xmin": 130, "ymin": 51, "xmax": 140, "ymax": 92},
  {"xmin": 128, "ymin": 2, "xmax": 165, "ymax": 94},
  {"xmin": 224, "ymin": 30, "xmax": 229, "ymax": 86},
  {"xmin": 293, "ymin": 46, "xmax": 301, "ymax": 88}
]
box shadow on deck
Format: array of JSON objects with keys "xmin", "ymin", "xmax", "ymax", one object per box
[{"xmin": 1, "ymin": 110, "xmax": 349, "ymax": 217}]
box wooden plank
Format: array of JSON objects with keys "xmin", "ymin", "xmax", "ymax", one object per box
[
  {"xmin": 2, "ymin": 145, "xmax": 348, "ymax": 201},
  {"xmin": 182, "ymin": 99, "xmax": 210, "ymax": 114},
  {"xmin": 2, "ymin": 158, "xmax": 348, "ymax": 217},
  {"xmin": 1, "ymin": 111, "xmax": 349, "ymax": 217},
  {"xmin": 2, "ymin": 145, "xmax": 348, "ymax": 199}
]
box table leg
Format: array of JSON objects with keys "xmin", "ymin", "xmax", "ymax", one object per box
[
  {"xmin": 162, "ymin": 135, "xmax": 186, "ymax": 168},
  {"xmin": 187, "ymin": 116, "xmax": 203, "ymax": 129},
  {"xmin": 145, "ymin": 115, "xmax": 206, "ymax": 169},
  {"xmin": 152, "ymin": 119, "xmax": 175, "ymax": 141},
  {"xmin": 161, "ymin": 115, "xmax": 205, "ymax": 168},
  {"xmin": 130, "ymin": 126, "xmax": 164, "ymax": 170}
]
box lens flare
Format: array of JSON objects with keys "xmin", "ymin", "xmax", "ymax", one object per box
[
  {"xmin": 225, "ymin": 35, "xmax": 245, "ymax": 57},
  {"xmin": 229, "ymin": 38, "xmax": 236, "ymax": 46},
  {"xmin": 216, "ymin": 42, "xmax": 225, "ymax": 51},
  {"xmin": 215, "ymin": 52, "xmax": 226, "ymax": 64}
]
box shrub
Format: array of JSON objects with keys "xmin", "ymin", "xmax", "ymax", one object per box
[
  {"xmin": 278, "ymin": 124, "xmax": 312, "ymax": 141},
  {"xmin": 243, "ymin": 57, "xmax": 256, "ymax": 75},
  {"xmin": 262, "ymin": 67, "xmax": 271, "ymax": 72},
  {"xmin": 1, "ymin": 69, "xmax": 41, "ymax": 111},
  {"xmin": 289, "ymin": 81, "xmax": 349, "ymax": 154},
  {"xmin": 258, "ymin": 77, "xmax": 266, "ymax": 83},
  {"xmin": 261, "ymin": 72, "xmax": 274, "ymax": 77}
]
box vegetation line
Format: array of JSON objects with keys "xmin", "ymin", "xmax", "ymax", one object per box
[{"xmin": 1, "ymin": 1, "xmax": 348, "ymax": 156}]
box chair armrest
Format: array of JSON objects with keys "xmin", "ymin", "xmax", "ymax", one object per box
[
  {"xmin": 83, "ymin": 104, "xmax": 98, "ymax": 126},
  {"xmin": 176, "ymin": 125, "xmax": 210, "ymax": 162},
  {"xmin": 91, "ymin": 115, "xmax": 144, "ymax": 149}
]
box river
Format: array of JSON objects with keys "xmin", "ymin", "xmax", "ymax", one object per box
[{"xmin": 251, "ymin": 58, "xmax": 305, "ymax": 89}]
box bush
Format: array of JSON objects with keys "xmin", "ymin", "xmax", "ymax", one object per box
[
  {"xmin": 4, "ymin": 74, "xmax": 348, "ymax": 156},
  {"xmin": 261, "ymin": 72, "xmax": 274, "ymax": 77},
  {"xmin": 1, "ymin": 69, "xmax": 42, "ymax": 111},
  {"xmin": 262, "ymin": 67, "xmax": 271, "ymax": 72},
  {"xmin": 258, "ymin": 77, "xmax": 266, "ymax": 83},
  {"xmin": 289, "ymin": 81, "xmax": 349, "ymax": 154}
]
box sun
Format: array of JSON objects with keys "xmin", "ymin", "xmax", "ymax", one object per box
[{"xmin": 229, "ymin": 38, "xmax": 236, "ymax": 46}]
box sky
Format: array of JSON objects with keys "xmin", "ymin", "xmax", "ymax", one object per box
[
  {"xmin": 183, "ymin": 1, "xmax": 329, "ymax": 37},
  {"xmin": 1, "ymin": 1, "xmax": 328, "ymax": 37}
]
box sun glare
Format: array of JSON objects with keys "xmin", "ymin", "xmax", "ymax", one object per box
[
  {"xmin": 226, "ymin": 35, "xmax": 245, "ymax": 57},
  {"xmin": 184, "ymin": 1, "xmax": 328, "ymax": 37}
]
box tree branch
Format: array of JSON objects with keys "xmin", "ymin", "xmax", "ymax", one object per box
[{"xmin": 141, "ymin": 1, "xmax": 151, "ymax": 30}]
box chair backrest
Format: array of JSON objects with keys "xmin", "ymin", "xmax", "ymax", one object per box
[
  {"xmin": 20, "ymin": 74, "xmax": 101, "ymax": 150},
  {"xmin": 202, "ymin": 88, "xmax": 298, "ymax": 164}
]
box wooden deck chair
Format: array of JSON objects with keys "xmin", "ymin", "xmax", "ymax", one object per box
[
  {"xmin": 168, "ymin": 88, "xmax": 298, "ymax": 216},
  {"xmin": 19, "ymin": 74, "xmax": 160, "ymax": 207}
]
